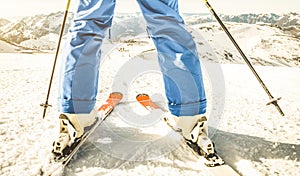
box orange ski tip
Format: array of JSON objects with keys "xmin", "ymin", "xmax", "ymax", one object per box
[
  {"xmin": 136, "ymin": 93, "xmax": 160, "ymax": 110},
  {"xmin": 110, "ymin": 92, "xmax": 123, "ymax": 99},
  {"xmin": 136, "ymin": 93, "xmax": 149, "ymax": 101},
  {"xmin": 107, "ymin": 92, "xmax": 123, "ymax": 105},
  {"xmin": 98, "ymin": 92, "xmax": 123, "ymax": 111},
  {"xmin": 98, "ymin": 104, "xmax": 111, "ymax": 111}
]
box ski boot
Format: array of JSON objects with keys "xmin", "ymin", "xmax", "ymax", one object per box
[
  {"xmin": 52, "ymin": 109, "xmax": 98, "ymax": 160},
  {"xmin": 172, "ymin": 114, "xmax": 224, "ymax": 167}
]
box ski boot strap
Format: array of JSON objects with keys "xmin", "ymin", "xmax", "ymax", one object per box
[
  {"xmin": 190, "ymin": 116, "xmax": 207, "ymax": 143},
  {"xmin": 53, "ymin": 116, "xmax": 79, "ymax": 156},
  {"xmin": 173, "ymin": 114, "xmax": 207, "ymax": 141}
]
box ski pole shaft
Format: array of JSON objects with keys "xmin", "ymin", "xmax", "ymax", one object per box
[
  {"xmin": 40, "ymin": 0, "xmax": 71, "ymax": 118},
  {"xmin": 202, "ymin": 0, "xmax": 284, "ymax": 116}
]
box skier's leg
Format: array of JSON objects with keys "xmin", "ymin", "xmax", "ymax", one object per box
[
  {"xmin": 54, "ymin": 0, "xmax": 116, "ymax": 156},
  {"xmin": 136, "ymin": 1, "xmax": 220, "ymax": 162},
  {"xmin": 136, "ymin": 0, "xmax": 206, "ymax": 116},
  {"xmin": 58, "ymin": 0, "xmax": 116, "ymax": 114}
]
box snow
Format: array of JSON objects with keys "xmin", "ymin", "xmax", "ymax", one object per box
[
  {"xmin": 0, "ymin": 33, "xmax": 299, "ymax": 176},
  {"xmin": 20, "ymin": 33, "xmax": 59, "ymax": 51},
  {"xmin": 190, "ymin": 22, "xmax": 300, "ymax": 67}
]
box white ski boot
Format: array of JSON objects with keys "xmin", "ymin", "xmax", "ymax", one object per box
[
  {"xmin": 52, "ymin": 109, "xmax": 98, "ymax": 159},
  {"xmin": 171, "ymin": 114, "xmax": 224, "ymax": 166}
]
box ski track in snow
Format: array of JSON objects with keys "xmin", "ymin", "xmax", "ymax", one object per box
[{"xmin": 0, "ymin": 37, "xmax": 299, "ymax": 176}]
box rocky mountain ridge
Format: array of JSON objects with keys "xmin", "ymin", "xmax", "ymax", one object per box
[{"xmin": 0, "ymin": 12, "xmax": 299, "ymax": 67}]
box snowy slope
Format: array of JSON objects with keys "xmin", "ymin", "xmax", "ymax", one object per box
[
  {"xmin": 0, "ymin": 11, "xmax": 299, "ymax": 176},
  {"xmin": 0, "ymin": 34, "xmax": 299, "ymax": 175},
  {"xmin": 0, "ymin": 39, "xmax": 24, "ymax": 53},
  {"xmin": 190, "ymin": 22, "xmax": 300, "ymax": 67}
]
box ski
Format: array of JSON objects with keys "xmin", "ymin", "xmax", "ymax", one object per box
[
  {"xmin": 136, "ymin": 93, "xmax": 240, "ymax": 176},
  {"xmin": 40, "ymin": 92, "xmax": 123, "ymax": 176}
]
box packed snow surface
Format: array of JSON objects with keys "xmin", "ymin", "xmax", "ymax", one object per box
[
  {"xmin": 0, "ymin": 11, "xmax": 300, "ymax": 174},
  {"xmin": 0, "ymin": 35, "xmax": 299, "ymax": 176}
]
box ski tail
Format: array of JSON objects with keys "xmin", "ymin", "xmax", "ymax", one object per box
[
  {"xmin": 57, "ymin": 92, "xmax": 123, "ymax": 163},
  {"xmin": 41, "ymin": 92, "xmax": 123, "ymax": 175},
  {"xmin": 136, "ymin": 93, "xmax": 225, "ymax": 166}
]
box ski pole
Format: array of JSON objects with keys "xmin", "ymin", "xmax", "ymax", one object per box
[
  {"xmin": 202, "ymin": 0, "xmax": 284, "ymax": 116},
  {"xmin": 40, "ymin": 0, "xmax": 71, "ymax": 118}
]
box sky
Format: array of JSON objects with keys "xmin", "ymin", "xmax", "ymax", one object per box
[{"xmin": 0, "ymin": 0, "xmax": 299, "ymax": 18}]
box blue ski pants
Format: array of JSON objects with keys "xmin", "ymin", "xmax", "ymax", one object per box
[{"xmin": 58, "ymin": 0, "xmax": 207, "ymax": 116}]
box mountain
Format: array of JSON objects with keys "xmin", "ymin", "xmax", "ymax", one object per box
[
  {"xmin": 275, "ymin": 12, "xmax": 300, "ymax": 38},
  {"xmin": 191, "ymin": 22, "xmax": 300, "ymax": 67},
  {"xmin": 0, "ymin": 12, "xmax": 299, "ymax": 66},
  {"xmin": 0, "ymin": 18, "xmax": 10, "ymax": 27},
  {"xmin": 224, "ymin": 13, "xmax": 300, "ymax": 39},
  {"xmin": 110, "ymin": 13, "xmax": 147, "ymax": 41},
  {"xmin": 184, "ymin": 12, "xmax": 300, "ymax": 38},
  {"xmin": 183, "ymin": 12, "xmax": 300, "ymax": 26},
  {"xmin": 0, "ymin": 12, "xmax": 74, "ymax": 51}
]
